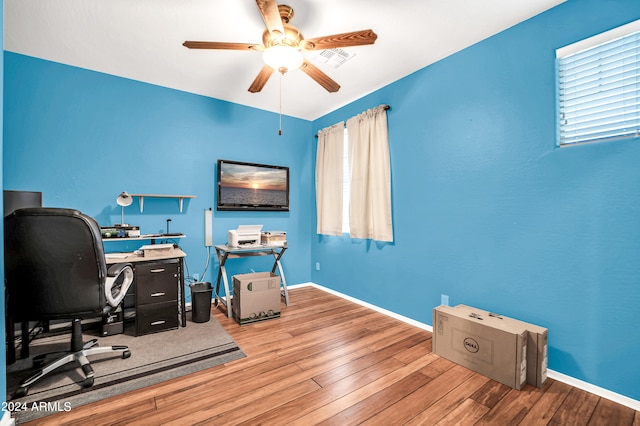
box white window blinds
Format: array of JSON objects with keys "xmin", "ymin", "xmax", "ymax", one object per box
[{"xmin": 557, "ymin": 21, "xmax": 640, "ymax": 146}]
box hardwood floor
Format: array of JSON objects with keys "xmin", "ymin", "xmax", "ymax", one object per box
[{"xmin": 26, "ymin": 286, "xmax": 640, "ymax": 425}]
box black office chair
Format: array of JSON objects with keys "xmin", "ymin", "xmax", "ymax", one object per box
[{"xmin": 4, "ymin": 207, "xmax": 134, "ymax": 398}]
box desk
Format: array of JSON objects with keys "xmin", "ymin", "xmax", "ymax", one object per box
[
  {"xmin": 103, "ymin": 233, "xmax": 186, "ymax": 244},
  {"xmin": 106, "ymin": 249, "xmax": 187, "ymax": 334},
  {"xmin": 214, "ymin": 244, "xmax": 289, "ymax": 318},
  {"xmin": 6, "ymin": 249, "xmax": 187, "ymax": 363}
]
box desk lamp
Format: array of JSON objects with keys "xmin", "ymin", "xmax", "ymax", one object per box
[{"xmin": 116, "ymin": 192, "xmax": 133, "ymax": 226}]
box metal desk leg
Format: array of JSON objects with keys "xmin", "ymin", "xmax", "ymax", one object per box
[
  {"xmin": 275, "ymin": 258, "xmax": 289, "ymax": 306},
  {"xmin": 220, "ymin": 263, "xmax": 232, "ymax": 318},
  {"xmin": 271, "ymin": 248, "xmax": 289, "ymax": 306},
  {"xmin": 214, "ymin": 266, "xmax": 223, "ymax": 305},
  {"xmin": 214, "ymin": 250, "xmax": 232, "ymax": 318}
]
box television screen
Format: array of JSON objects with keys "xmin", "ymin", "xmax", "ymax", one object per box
[{"xmin": 217, "ymin": 159, "xmax": 289, "ymax": 211}]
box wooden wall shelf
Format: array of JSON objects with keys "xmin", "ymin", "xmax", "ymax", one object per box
[{"xmin": 129, "ymin": 194, "xmax": 196, "ymax": 213}]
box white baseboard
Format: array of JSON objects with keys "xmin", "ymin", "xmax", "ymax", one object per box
[
  {"xmin": 298, "ymin": 282, "xmax": 640, "ymax": 412},
  {"xmin": 545, "ymin": 370, "xmax": 640, "ymax": 412},
  {"xmin": 294, "ymin": 282, "xmax": 432, "ymax": 332}
]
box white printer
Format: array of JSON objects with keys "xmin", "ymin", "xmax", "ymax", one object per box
[{"xmin": 228, "ymin": 225, "xmax": 263, "ymax": 248}]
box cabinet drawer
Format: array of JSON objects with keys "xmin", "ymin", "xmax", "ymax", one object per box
[
  {"xmin": 136, "ymin": 301, "xmax": 178, "ymax": 335},
  {"xmin": 135, "ymin": 260, "xmax": 179, "ymax": 276},
  {"xmin": 135, "ymin": 263, "xmax": 178, "ymax": 305}
]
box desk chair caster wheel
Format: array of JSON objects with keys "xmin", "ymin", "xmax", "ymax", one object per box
[
  {"xmin": 82, "ymin": 376, "xmax": 94, "ymax": 388},
  {"xmin": 122, "ymin": 349, "xmax": 131, "ymax": 359},
  {"xmin": 14, "ymin": 386, "xmax": 28, "ymax": 398}
]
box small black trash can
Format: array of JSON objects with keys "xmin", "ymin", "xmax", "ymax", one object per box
[{"xmin": 190, "ymin": 282, "xmax": 213, "ymax": 323}]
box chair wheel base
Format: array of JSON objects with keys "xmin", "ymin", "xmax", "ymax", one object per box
[
  {"xmin": 82, "ymin": 376, "xmax": 94, "ymax": 388},
  {"xmin": 122, "ymin": 350, "xmax": 131, "ymax": 359}
]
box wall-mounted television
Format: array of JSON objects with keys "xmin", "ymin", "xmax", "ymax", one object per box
[{"xmin": 217, "ymin": 159, "xmax": 289, "ymax": 211}]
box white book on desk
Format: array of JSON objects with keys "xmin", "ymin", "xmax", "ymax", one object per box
[
  {"xmin": 138, "ymin": 244, "xmax": 174, "ymax": 251},
  {"xmin": 105, "ymin": 252, "xmax": 129, "ymax": 259}
]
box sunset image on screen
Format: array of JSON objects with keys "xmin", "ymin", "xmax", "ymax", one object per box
[
  {"xmin": 220, "ymin": 163, "xmax": 287, "ymax": 191},
  {"xmin": 218, "ymin": 161, "xmax": 289, "ymax": 210}
]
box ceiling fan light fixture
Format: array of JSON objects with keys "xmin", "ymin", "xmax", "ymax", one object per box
[{"xmin": 263, "ymin": 45, "xmax": 304, "ymax": 73}]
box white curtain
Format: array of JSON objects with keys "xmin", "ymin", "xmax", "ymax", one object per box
[
  {"xmin": 315, "ymin": 122, "xmax": 345, "ymax": 236},
  {"xmin": 346, "ymin": 105, "xmax": 393, "ymax": 242}
]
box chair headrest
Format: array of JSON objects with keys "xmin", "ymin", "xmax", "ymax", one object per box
[{"xmin": 8, "ymin": 207, "xmax": 82, "ymax": 218}]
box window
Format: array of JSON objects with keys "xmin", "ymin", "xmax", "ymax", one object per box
[
  {"xmin": 557, "ymin": 20, "xmax": 640, "ymax": 146},
  {"xmin": 316, "ymin": 105, "xmax": 392, "ymax": 242}
]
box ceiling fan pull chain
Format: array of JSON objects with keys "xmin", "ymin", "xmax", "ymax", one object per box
[{"xmin": 279, "ymin": 71, "xmax": 283, "ymax": 136}]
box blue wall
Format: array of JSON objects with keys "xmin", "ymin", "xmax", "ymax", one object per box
[
  {"xmin": 3, "ymin": 52, "xmax": 314, "ymax": 299},
  {"xmin": 3, "ymin": 0, "xmax": 640, "ymax": 407},
  {"xmin": 311, "ymin": 0, "xmax": 640, "ymax": 401}
]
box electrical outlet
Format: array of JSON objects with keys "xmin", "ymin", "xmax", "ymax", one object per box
[
  {"xmin": 193, "ymin": 273, "xmax": 199, "ymax": 282},
  {"xmin": 441, "ymin": 294, "xmax": 449, "ymax": 306},
  {"xmin": 315, "ymin": 262, "xmax": 320, "ymax": 271}
]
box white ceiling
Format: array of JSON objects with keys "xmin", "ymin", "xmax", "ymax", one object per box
[{"xmin": 4, "ymin": 0, "xmax": 565, "ymax": 120}]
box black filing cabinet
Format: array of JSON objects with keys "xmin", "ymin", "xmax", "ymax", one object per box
[{"xmin": 134, "ymin": 258, "xmax": 180, "ymax": 336}]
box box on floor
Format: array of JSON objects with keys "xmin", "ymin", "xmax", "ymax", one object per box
[
  {"xmin": 232, "ymin": 272, "xmax": 281, "ymax": 325},
  {"xmin": 453, "ymin": 304, "xmax": 548, "ymax": 388},
  {"xmin": 432, "ymin": 305, "xmax": 527, "ymax": 390}
]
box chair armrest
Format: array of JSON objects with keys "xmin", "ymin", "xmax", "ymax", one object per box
[
  {"xmin": 105, "ymin": 262, "xmax": 134, "ymax": 307},
  {"xmin": 107, "ymin": 262, "xmax": 132, "ymax": 278}
]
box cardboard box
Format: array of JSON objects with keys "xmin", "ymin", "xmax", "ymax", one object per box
[
  {"xmin": 454, "ymin": 304, "xmax": 548, "ymax": 388},
  {"xmin": 433, "ymin": 305, "xmax": 527, "ymax": 389},
  {"xmin": 261, "ymin": 231, "xmax": 287, "ymax": 246},
  {"xmin": 232, "ymin": 272, "xmax": 281, "ymax": 325}
]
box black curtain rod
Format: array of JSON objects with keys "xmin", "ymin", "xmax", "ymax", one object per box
[{"xmin": 314, "ymin": 104, "xmax": 390, "ymax": 138}]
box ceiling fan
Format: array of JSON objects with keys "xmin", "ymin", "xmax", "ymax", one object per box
[{"xmin": 183, "ymin": 0, "xmax": 378, "ymax": 93}]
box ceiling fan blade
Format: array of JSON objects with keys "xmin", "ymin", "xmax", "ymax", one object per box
[
  {"xmin": 300, "ymin": 60, "xmax": 340, "ymax": 93},
  {"xmin": 255, "ymin": 0, "xmax": 285, "ymax": 37},
  {"xmin": 183, "ymin": 41, "xmax": 262, "ymax": 51},
  {"xmin": 303, "ymin": 29, "xmax": 378, "ymax": 50},
  {"xmin": 248, "ymin": 65, "xmax": 275, "ymax": 93}
]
